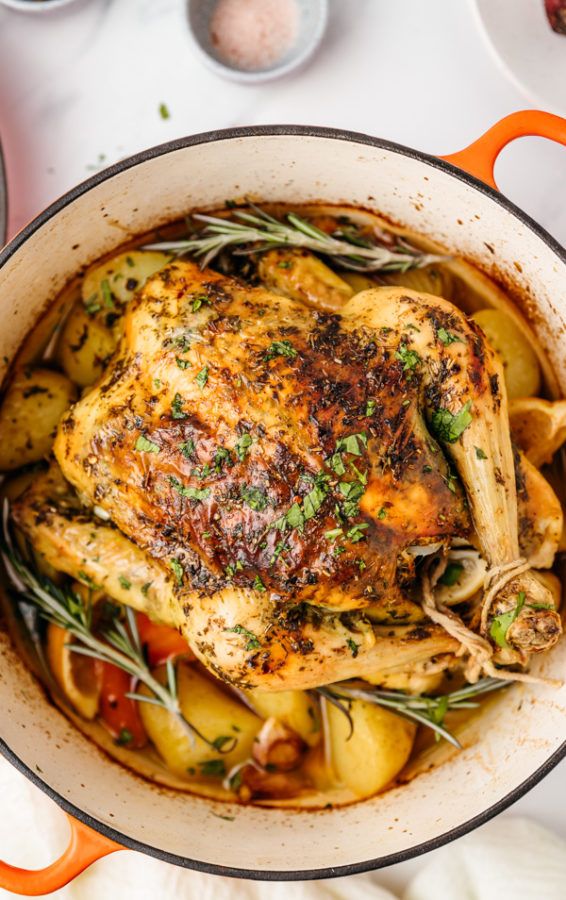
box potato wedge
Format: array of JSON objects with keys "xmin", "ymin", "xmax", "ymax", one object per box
[
  {"xmin": 57, "ymin": 303, "xmax": 117, "ymax": 387},
  {"xmin": 82, "ymin": 250, "xmax": 171, "ymax": 310},
  {"xmin": 257, "ymin": 249, "xmax": 353, "ymax": 311},
  {"xmin": 340, "ymin": 272, "xmax": 377, "ymax": 294},
  {"xmin": 246, "ymin": 689, "xmax": 321, "ymax": 747},
  {"xmin": 472, "ymin": 309, "xmax": 541, "ymax": 399},
  {"xmin": 46, "ymin": 622, "xmax": 100, "ymax": 719},
  {"xmin": 327, "ymin": 698, "xmax": 415, "ymax": 798},
  {"xmin": 139, "ymin": 662, "xmax": 262, "ymax": 779},
  {"xmin": 380, "ymin": 264, "xmax": 453, "ymax": 299},
  {"xmin": 0, "ymin": 369, "xmax": 77, "ymax": 470},
  {"xmin": 510, "ymin": 397, "xmax": 566, "ymax": 468}
]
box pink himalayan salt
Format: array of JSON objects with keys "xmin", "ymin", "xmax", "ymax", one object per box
[{"xmin": 210, "ymin": 0, "xmax": 299, "ymax": 72}]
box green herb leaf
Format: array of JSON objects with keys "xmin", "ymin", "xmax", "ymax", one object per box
[
  {"xmin": 118, "ymin": 575, "xmax": 132, "ymax": 590},
  {"xmin": 475, "ymin": 446, "xmax": 488, "ymax": 460},
  {"xmin": 100, "ymin": 279, "xmax": 115, "ymax": 309},
  {"xmin": 171, "ymin": 393, "xmax": 187, "ymax": 419},
  {"xmin": 377, "ymin": 507, "xmax": 387, "ymax": 520},
  {"xmin": 395, "ymin": 343, "xmax": 421, "ymax": 372},
  {"xmin": 226, "ymin": 624, "xmax": 261, "ymax": 651},
  {"xmin": 159, "ymin": 102, "xmax": 171, "ymax": 120},
  {"xmin": 176, "ymin": 357, "xmax": 191, "ymax": 369},
  {"xmin": 365, "ymin": 399, "xmax": 377, "ymax": 416},
  {"xmin": 437, "ymin": 327, "xmax": 463, "ymax": 346},
  {"xmin": 179, "ymin": 438, "xmax": 195, "ymax": 458},
  {"xmin": 490, "ymin": 591, "xmax": 526, "ymax": 649},
  {"xmin": 346, "ymin": 523, "xmax": 369, "ymax": 543},
  {"xmin": 265, "ymin": 340, "xmax": 298, "ymax": 361},
  {"xmin": 199, "ymin": 759, "xmax": 226, "ymax": 777},
  {"xmin": 252, "ymin": 575, "xmax": 266, "ymax": 592},
  {"xmin": 347, "ymin": 638, "xmax": 360, "ymax": 658},
  {"xmin": 324, "ymin": 527, "xmax": 343, "ymax": 542},
  {"xmin": 235, "ymin": 433, "xmax": 253, "ymax": 461},
  {"xmin": 335, "ymin": 433, "xmax": 367, "ymax": 457},
  {"xmin": 431, "ymin": 401, "xmax": 473, "ymax": 444},
  {"xmin": 195, "ymin": 367, "xmax": 209, "ymax": 389},
  {"xmin": 135, "ymin": 435, "xmax": 160, "ymax": 454},
  {"xmin": 116, "ymin": 728, "xmax": 133, "ymax": 746},
  {"xmin": 240, "ymin": 485, "xmax": 268, "ymax": 512},
  {"xmin": 169, "ymin": 558, "xmax": 184, "ymax": 585},
  {"xmin": 169, "ymin": 477, "xmax": 211, "ymax": 502},
  {"xmin": 438, "ymin": 562, "xmax": 464, "ymax": 587}
]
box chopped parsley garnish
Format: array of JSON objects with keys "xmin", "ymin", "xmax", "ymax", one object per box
[
  {"xmin": 118, "ymin": 575, "xmax": 131, "ymax": 590},
  {"xmin": 431, "ymin": 401, "xmax": 473, "ymax": 444},
  {"xmin": 214, "ymin": 447, "xmax": 232, "ymax": 472},
  {"xmin": 346, "ymin": 522, "xmax": 369, "ymax": 543},
  {"xmin": 269, "ymin": 540, "xmax": 289, "ymax": 566},
  {"xmin": 277, "ymin": 260, "xmax": 292, "ymax": 269},
  {"xmin": 169, "ymin": 558, "xmax": 184, "ymax": 585},
  {"xmin": 171, "ymin": 393, "xmax": 187, "ymax": 419},
  {"xmin": 141, "ymin": 582, "xmax": 152, "ymax": 596},
  {"xmin": 347, "ymin": 638, "xmax": 360, "ymax": 658},
  {"xmin": 178, "ymin": 438, "xmax": 195, "ymax": 458},
  {"xmin": 265, "ymin": 340, "xmax": 297, "ymax": 361},
  {"xmin": 365, "ymin": 399, "xmax": 377, "ymax": 416},
  {"xmin": 252, "ymin": 575, "xmax": 266, "ymax": 592},
  {"xmin": 225, "ymin": 560, "xmax": 244, "ymax": 578},
  {"xmin": 135, "ymin": 435, "xmax": 160, "ymax": 454},
  {"xmin": 212, "ymin": 736, "xmax": 234, "ymax": 752},
  {"xmin": 84, "ymin": 296, "xmax": 101, "ymax": 315},
  {"xmin": 169, "ymin": 476, "xmax": 211, "ymax": 502},
  {"xmin": 191, "ymin": 295, "xmax": 208, "ymax": 312},
  {"xmin": 235, "ymin": 433, "xmax": 253, "ymax": 461},
  {"xmin": 338, "ymin": 479, "xmax": 365, "ymax": 518},
  {"xmin": 324, "ymin": 527, "xmax": 343, "ymax": 542},
  {"xmin": 437, "ymin": 327, "xmax": 462, "ymax": 346},
  {"xmin": 377, "ymin": 507, "xmax": 387, "ymax": 520},
  {"xmin": 240, "ymin": 485, "xmax": 268, "ymax": 511},
  {"xmin": 226, "ymin": 624, "xmax": 261, "ymax": 651},
  {"xmin": 195, "ymin": 366, "xmax": 209, "ymax": 389},
  {"xmin": 199, "ymin": 759, "xmax": 226, "ymax": 777},
  {"xmin": 100, "ymin": 279, "xmax": 115, "ymax": 309},
  {"xmin": 475, "ymin": 446, "xmax": 488, "ymax": 460},
  {"xmin": 116, "ymin": 728, "xmax": 133, "ymax": 746},
  {"xmin": 159, "ymin": 102, "xmax": 171, "ymax": 120},
  {"xmin": 329, "ymin": 452, "xmax": 347, "ymax": 475},
  {"xmin": 176, "ymin": 357, "xmax": 191, "ymax": 369},
  {"xmin": 77, "ymin": 571, "xmax": 100, "ymax": 590},
  {"xmin": 438, "ymin": 562, "xmax": 464, "ymax": 587},
  {"xmin": 395, "ymin": 343, "xmax": 420, "ymax": 372},
  {"xmin": 335, "ymin": 433, "xmax": 367, "ymax": 457},
  {"xmin": 490, "ymin": 591, "xmax": 526, "ymax": 649}
]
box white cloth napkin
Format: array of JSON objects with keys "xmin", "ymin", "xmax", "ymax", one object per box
[{"xmin": 1, "ymin": 756, "xmax": 565, "ymax": 899}]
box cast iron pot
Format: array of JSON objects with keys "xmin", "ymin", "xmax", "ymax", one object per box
[{"xmin": 0, "ymin": 110, "xmax": 565, "ymax": 894}]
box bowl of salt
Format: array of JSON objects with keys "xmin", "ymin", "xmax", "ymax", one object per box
[{"xmin": 188, "ymin": 0, "xmax": 328, "ymax": 83}]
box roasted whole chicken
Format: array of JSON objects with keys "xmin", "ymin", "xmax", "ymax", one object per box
[{"xmin": 14, "ymin": 257, "xmax": 563, "ymax": 691}]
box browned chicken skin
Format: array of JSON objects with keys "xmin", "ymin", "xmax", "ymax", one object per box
[{"xmin": 14, "ymin": 260, "xmax": 561, "ymax": 689}]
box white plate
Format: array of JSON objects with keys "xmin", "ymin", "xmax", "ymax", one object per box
[{"xmin": 472, "ymin": 0, "xmax": 566, "ymax": 115}]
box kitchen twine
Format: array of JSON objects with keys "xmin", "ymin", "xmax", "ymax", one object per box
[{"xmin": 421, "ymin": 553, "xmax": 557, "ymax": 686}]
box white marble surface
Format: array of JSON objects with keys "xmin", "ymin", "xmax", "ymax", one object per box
[{"xmin": 0, "ymin": 0, "xmax": 565, "ymax": 894}]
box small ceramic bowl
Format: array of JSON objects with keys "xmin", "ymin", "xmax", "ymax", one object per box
[
  {"xmin": 187, "ymin": 0, "xmax": 328, "ymax": 84},
  {"xmin": 0, "ymin": 0, "xmax": 80, "ymax": 11}
]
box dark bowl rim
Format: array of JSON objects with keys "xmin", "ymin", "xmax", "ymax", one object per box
[
  {"xmin": 0, "ymin": 136, "xmax": 7, "ymax": 247},
  {"xmin": 0, "ymin": 123, "xmax": 565, "ymax": 882}
]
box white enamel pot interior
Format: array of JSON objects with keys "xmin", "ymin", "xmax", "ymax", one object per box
[{"xmin": 0, "ymin": 123, "xmax": 565, "ymax": 882}]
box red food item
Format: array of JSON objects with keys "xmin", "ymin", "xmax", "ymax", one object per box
[
  {"xmin": 136, "ymin": 612, "xmax": 193, "ymax": 667},
  {"xmin": 545, "ymin": 0, "xmax": 566, "ymax": 34},
  {"xmin": 99, "ymin": 663, "xmax": 147, "ymax": 749}
]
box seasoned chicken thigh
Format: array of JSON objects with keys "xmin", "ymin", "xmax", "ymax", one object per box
[{"xmin": 15, "ymin": 260, "xmax": 560, "ymax": 689}]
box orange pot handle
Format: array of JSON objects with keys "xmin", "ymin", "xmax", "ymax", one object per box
[
  {"xmin": 440, "ymin": 110, "xmax": 566, "ymax": 189},
  {"xmin": 0, "ymin": 813, "xmax": 122, "ymax": 896}
]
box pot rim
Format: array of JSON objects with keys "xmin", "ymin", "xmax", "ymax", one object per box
[{"xmin": 0, "ymin": 124, "xmax": 565, "ymax": 881}]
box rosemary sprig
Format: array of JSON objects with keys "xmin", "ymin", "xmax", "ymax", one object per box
[
  {"xmin": 144, "ymin": 206, "xmax": 446, "ymax": 273},
  {"xmin": 0, "ymin": 505, "xmax": 236, "ymax": 755},
  {"xmin": 316, "ymin": 677, "xmax": 510, "ymax": 749}
]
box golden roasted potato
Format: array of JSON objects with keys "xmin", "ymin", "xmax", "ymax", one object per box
[
  {"xmin": 257, "ymin": 249, "xmax": 353, "ymax": 311},
  {"xmin": 340, "ymin": 272, "xmax": 377, "ymax": 294},
  {"xmin": 0, "ymin": 369, "xmax": 77, "ymax": 470},
  {"xmin": 139, "ymin": 662, "xmax": 262, "ymax": 779},
  {"xmin": 472, "ymin": 309, "xmax": 541, "ymax": 399},
  {"xmin": 381, "ymin": 264, "xmax": 453, "ymax": 299},
  {"xmin": 509, "ymin": 397, "xmax": 566, "ymax": 468},
  {"xmin": 82, "ymin": 250, "xmax": 171, "ymax": 310},
  {"xmin": 246, "ymin": 689, "xmax": 321, "ymax": 747},
  {"xmin": 57, "ymin": 303, "xmax": 116, "ymax": 387},
  {"xmin": 327, "ymin": 698, "xmax": 415, "ymax": 798},
  {"xmin": 46, "ymin": 622, "xmax": 100, "ymax": 719}
]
